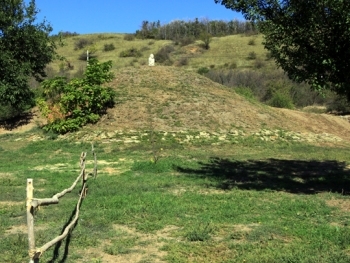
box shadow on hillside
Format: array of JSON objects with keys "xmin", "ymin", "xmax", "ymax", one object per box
[
  {"xmin": 175, "ymin": 158, "xmax": 350, "ymax": 195},
  {"xmin": 0, "ymin": 112, "xmax": 34, "ymax": 130}
]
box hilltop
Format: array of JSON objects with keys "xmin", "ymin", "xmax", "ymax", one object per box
[{"xmin": 85, "ymin": 66, "xmax": 350, "ymax": 142}]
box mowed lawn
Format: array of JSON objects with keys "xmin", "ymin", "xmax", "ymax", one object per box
[{"xmin": 1, "ymin": 131, "xmax": 350, "ymax": 263}]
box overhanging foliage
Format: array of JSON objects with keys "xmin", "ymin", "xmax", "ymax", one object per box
[{"xmin": 215, "ymin": 0, "xmax": 350, "ymax": 101}]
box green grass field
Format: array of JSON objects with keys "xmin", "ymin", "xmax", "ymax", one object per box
[{"xmin": 1, "ymin": 129, "xmax": 350, "ymax": 262}]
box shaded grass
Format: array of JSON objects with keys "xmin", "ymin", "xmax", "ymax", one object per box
[{"xmin": 0, "ymin": 136, "xmax": 350, "ymax": 262}]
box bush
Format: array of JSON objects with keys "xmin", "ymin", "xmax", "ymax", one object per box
[
  {"xmin": 119, "ymin": 47, "xmax": 142, "ymax": 58},
  {"xmin": 123, "ymin": 34, "xmax": 135, "ymax": 41},
  {"xmin": 0, "ymin": 103, "xmax": 23, "ymax": 121},
  {"xmin": 234, "ymin": 87, "xmax": 256, "ymax": 100},
  {"xmin": 248, "ymin": 39, "xmax": 255, "ymax": 45},
  {"xmin": 74, "ymin": 38, "xmax": 93, "ymax": 50},
  {"xmin": 268, "ymin": 92, "xmax": 294, "ymax": 109},
  {"xmin": 103, "ymin": 43, "xmax": 115, "ymax": 52},
  {"xmin": 206, "ymin": 68, "xmax": 333, "ymax": 109},
  {"xmin": 327, "ymin": 96, "xmax": 350, "ymax": 113},
  {"xmin": 197, "ymin": 67, "xmax": 209, "ymax": 75},
  {"xmin": 247, "ymin": 51, "xmax": 257, "ymax": 60},
  {"xmin": 154, "ymin": 45, "xmax": 174, "ymax": 64},
  {"xmin": 199, "ymin": 32, "xmax": 212, "ymax": 50},
  {"xmin": 37, "ymin": 59, "xmax": 116, "ymax": 134}
]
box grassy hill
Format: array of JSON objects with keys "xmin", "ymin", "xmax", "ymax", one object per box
[
  {"xmin": 37, "ymin": 33, "xmax": 349, "ymax": 143},
  {"xmin": 50, "ymin": 33, "xmax": 272, "ymax": 73}
]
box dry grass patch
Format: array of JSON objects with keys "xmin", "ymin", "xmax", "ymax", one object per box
[
  {"xmin": 0, "ymin": 201, "xmax": 23, "ymax": 208},
  {"xmin": 79, "ymin": 225, "xmax": 178, "ymax": 263},
  {"xmin": 326, "ymin": 198, "xmax": 350, "ymax": 212}
]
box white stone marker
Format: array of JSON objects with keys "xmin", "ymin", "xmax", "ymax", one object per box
[{"xmin": 148, "ymin": 54, "xmax": 155, "ymax": 66}]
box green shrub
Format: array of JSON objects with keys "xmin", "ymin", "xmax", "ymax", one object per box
[
  {"xmin": 247, "ymin": 51, "xmax": 257, "ymax": 60},
  {"xmin": 0, "ymin": 103, "xmax": 23, "ymax": 121},
  {"xmin": 197, "ymin": 67, "xmax": 209, "ymax": 75},
  {"xmin": 327, "ymin": 96, "xmax": 350, "ymax": 113},
  {"xmin": 74, "ymin": 38, "xmax": 93, "ymax": 50},
  {"xmin": 154, "ymin": 45, "xmax": 174, "ymax": 64},
  {"xmin": 199, "ymin": 32, "xmax": 212, "ymax": 50},
  {"xmin": 37, "ymin": 59, "xmax": 116, "ymax": 134},
  {"xmin": 268, "ymin": 92, "xmax": 294, "ymax": 109},
  {"xmin": 248, "ymin": 38, "xmax": 256, "ymax": 45},
  {"xmin": 103, "ymin": 43, "xmax": 115, "ymax": 52},
  {"xmin": 234, "ymin": 87, "xmax": 256, "ymax": 100},
  {"xmin": 119, "ymin": 47, "xmax": 142, "ymax": 58},
  {"xmin": 185, "ymin": 223, "xmax": 213, "ymax": 242}
]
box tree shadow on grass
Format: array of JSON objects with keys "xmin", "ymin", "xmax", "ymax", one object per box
[
  {"xmin": 0, "ymin": 112, "xmax": 34, "ymax": 130},
  {"xmin": 175, "ymin": 158, "xmax": 350, "ymax": 195}
]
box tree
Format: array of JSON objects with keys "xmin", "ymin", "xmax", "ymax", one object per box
[
  {"xmin": 199, "ymin": 31, "xmax": 212, "ymax": 50},
  {"xmin": 214, "ymin": 0, "xmax": 350, "ymax": 101},
  {"xmin": 0, "ymin": 0, "xmax": 56, "ymax": 119},
  {"xmin": 37, "ymin": 59, "xmax": 116, "ymax": 134}
]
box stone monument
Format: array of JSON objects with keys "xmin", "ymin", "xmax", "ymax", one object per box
[{"xmin": 148, "ymin": 54, "xmax": 155, "ymax": 66}]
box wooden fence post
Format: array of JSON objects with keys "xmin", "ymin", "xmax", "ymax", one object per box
[
  {"xmin": 92, "ymin": 143, "xmax": 97, "ymax": 179},
  {"xmin": 25, "ymin": 150, "xmax": 97, "ymax": 260},
  {"xmin": 26, "ymin": 178, "xmax": 37, "ymax": 263}
]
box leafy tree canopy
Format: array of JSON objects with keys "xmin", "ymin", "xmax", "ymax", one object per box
[
  {"xmin": 0, "ymin": 0, "xmax": 56, "ymax": 119},
  {"xmin": 215, "ymin": 0, "xmax": 350, "ymax": 100},
  {"xmin": 37, "ymin": 59, "xmax": 116, "ymax": 134}
]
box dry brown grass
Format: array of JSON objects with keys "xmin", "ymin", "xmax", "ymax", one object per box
[{"xmin": 71, "ymin": 65, "xmax": 350, "ymax": 143}]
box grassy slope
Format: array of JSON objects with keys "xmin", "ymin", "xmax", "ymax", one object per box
[{"xmin": 52, "ymin": 33, "xmax": 271, "ymax": 72}]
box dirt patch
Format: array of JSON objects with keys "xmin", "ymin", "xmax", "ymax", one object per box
[
  {"xmin": 0, "ymin": 172, "xmax": 14, "ymax": 179},
  {"xmin": 232, "ymin": 223, "xmax": 259, "ymax": 233},
  {"xmin": 4, "ymin": 224, "xmax": 47, "ymax": 236},
  {"xmin": 326, "ymin": 199, "xmax": 350, "ymax": 212},
  {"xmin": 80, "ymin": 225, "xmax": 178, "ymax": 263},
  {"xmin": 0, "ymin": 201, "xmax": 23, "ymax": 208}
]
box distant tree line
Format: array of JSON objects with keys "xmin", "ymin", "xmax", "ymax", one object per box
[{"xmin": 134, "ymin": 18, "xmax": 258, "ymax": 40}]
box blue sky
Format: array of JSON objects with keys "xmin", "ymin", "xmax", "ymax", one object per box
[{"xmin": 29, "ymin": 0, "xmax": 244, "ymax": 35}]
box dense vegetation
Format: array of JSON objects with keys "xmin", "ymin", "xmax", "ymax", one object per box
[
  {"xmin": 135, "ymin": 18, "xmax": 258, "ymax": 40},
  {"xmin": 37, "ymin": 59, "xmax": 115, "ymax": 134},
  {"xmin": 215, "ymin": 0, "xmax": 350, "ymax": 101},
  {"xmin": 0, "ymin": 0, "xmax": 57, "ymax": 120}
]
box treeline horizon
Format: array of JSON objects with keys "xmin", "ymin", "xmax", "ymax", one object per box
[
  {"xmin": 135, "ymin": 18, "xmax": 258, "ymax": 40},
  {"xmin": 53, "ymin": 18, "xmax": 258, "ymax": 40}
]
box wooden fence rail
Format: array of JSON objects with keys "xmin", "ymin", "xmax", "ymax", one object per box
[{"xmin": 26, "ymin": 147, "xmax": 96, "ymax": 263}]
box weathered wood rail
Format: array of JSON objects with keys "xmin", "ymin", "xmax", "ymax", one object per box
[{"xmin": 26, "ymin": 145, "xmax": 97, "ymax": 263}]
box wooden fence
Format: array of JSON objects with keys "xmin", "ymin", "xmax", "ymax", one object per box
[{"xmin": 26, "ymin": 145, "xmax": 97, "ymax": 263}]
